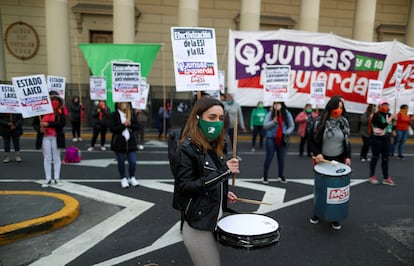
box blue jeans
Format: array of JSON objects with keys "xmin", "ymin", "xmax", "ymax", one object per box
[
  {"xmin": 115, "ymin": 151, "xmax": 137, "ymax": 179},
  {"xmin": 391, "ymin": 130, "xmax": 408, "ymax": 156},
  {"xmin": 263, "ymin": 137, "xmax": 287, "ymax": 178}
]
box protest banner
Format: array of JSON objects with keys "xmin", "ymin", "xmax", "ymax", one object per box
[
  {"xmin": 0, "ymin": 84, "xmax": 20, "ymax": 113},
  {"xmin": 47, "ymin": 75, "xmax": 66, "ymax": 99},
  {"xmin": 90, "ymin": 76, "xmax": 107, "ymax": 100},
  {"xmin": 112, "ymin": 62, "xmax": 140, "ymax": 102},
  {"xmin": 12, "ymin": 74, "xmax": 53, "ymax": 118},
  {"xmin": 228, "ymin": 29, "xmax": 414, "ymax": 113},
  {"xmin": 171, "ymin": 27, "xmax": 219, "ymax": 92}
]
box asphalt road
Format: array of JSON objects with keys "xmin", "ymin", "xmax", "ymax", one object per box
[{"xmin": 0, "ymin": 137, "xmax": 413, "ymax": 266}]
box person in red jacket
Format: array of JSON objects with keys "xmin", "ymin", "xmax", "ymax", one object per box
[
  {"xmin": 390, "ymin": 104, "xmax": 413, "ymax": 159},
  {"xmin": 295, "ymin": 103, "xmax": 319, "ymax": 157}
]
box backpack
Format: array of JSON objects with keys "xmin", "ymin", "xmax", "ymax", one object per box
[
  {"xmin": 168, "ymin": 128, "xmax": 183, "ymax": 176},
  {"xmin": 64, "ymin": 146, "xmax": 81, "ymax": 163}
]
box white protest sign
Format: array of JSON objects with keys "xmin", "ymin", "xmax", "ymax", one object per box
[
  {"xmin": 112, "ymin": 62, "xmax": 140, "ymax": 102},
  {"xmin": 367, "ymin": 80, "xmax": 383, "ymax": 105},
  {"xmin": 132, "ymin": 79, "xmax": 150, "ymax": 110},
  {"xmin": 0, "ymin": 84, "xmax": 21, "ymax": 113},
  {"xmin": 219, "ymin": 70, "xmax": 225, "ymax": 94},
  {"xmin": 171, "ymin": 27, "xmax": 219, "ymax": 92},
  {"xmin": 90, "ymin": 76, "xmax": 107, "ymax": 100},
  {"xmin": 263, "ymin": 65, "xmax": 290, "ymax": 104},
  {"xmin": 47, "ymin": 75, "xmax": 66, "ymax": 99},
  {"xmin": 394, "ymin": 64, "xmax": 403, "ymax": 99},
  {"xmin": 310, "ymin": 80, "xmax": 326, "ymax": 107},
  {"xmin": 12, "ymin": 74, "xmax": 53, "ymax": 118}
]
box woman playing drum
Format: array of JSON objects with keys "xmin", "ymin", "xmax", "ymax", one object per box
[
  {"xmin": 172, "ymin": 97, "xmax": 239, "ymax": 266},
  {"xmin": 308, "ymin": 96, "xmax": 351, "ymax": 230}
]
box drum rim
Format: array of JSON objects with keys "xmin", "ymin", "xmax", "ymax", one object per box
[{"xmin": 314, "ymin": 162, "xmax": 351, "ymax": 176}]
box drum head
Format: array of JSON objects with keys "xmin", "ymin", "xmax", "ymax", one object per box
[
  {"xmin": 314, "ymin": 162, "xmax": 351, "ymax": 176},
  {"xmin": 217, "ymin": 214, "xmax": 279, "ymax": 236}
]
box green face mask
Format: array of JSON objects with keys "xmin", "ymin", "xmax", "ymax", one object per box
[
  {"xmin": 305, "ymin": 108, "xmax": 312, "ymax": 113},
  {"xmin": 258, "ymin": 104, "xmax": 264, "ymax": 108},
  {"xmin": 226, "ymin": 100, "xmax": 233, "ymax": 105},
  {"xmin": 198, "ymin": 119, "xmax": 223, "ymax": 141}
]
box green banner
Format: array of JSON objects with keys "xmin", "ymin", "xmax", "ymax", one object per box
[{"xmin": 79, "ymin": 43, "xmax": 161, "ymax": 110}]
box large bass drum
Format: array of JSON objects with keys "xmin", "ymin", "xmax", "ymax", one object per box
[{"xmin": 216, "ymin": 214, "xmax": 280, "ymax": 249}]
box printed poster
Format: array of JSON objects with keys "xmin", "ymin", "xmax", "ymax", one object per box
[
  {"xmin": 90, "ymin": 76, "xmax": 107, "ymax": 100},
  {"xmin": 112, "ymin": 62, "xmax": 140, "ymax": 102},
  {"xmin": 0, "ymin": 84, "xmax": 21, "ymax": 113}
]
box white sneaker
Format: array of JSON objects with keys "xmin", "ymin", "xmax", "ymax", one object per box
[
  {"xmin": 121, "ymin": 177, "xmax": 129, "ymax": 188},
  {"xmin": 138, "ymin": 145, "xmax": 144, "ymax": 150},
  {"xmin": 42, "ymin": 180, "xmax": 52, "ymax": 188},
  {"xmin": 78, "ymin": 138, "xmax": 83, "ymax": 141},
  {"xmin": 55, "ymin": 179, "xmax": 63, "ymax": 186},
  {"xmin": 73, "ymin": 138, "xmax": 78, "ymax": 142},
  {"xmin": 128, "ymin": 177, "xmax": 139, "ymax": 186},
  {"xmin": 87, "ymin": 147, "xmax": 94, "ymax": 152},
  {"xmin": 100, "ymin": 146, "xmax": 106, "ymax": 151}
]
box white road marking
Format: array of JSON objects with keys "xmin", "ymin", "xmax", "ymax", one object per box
[
  {"xmin": 1, "ymin": 178, "xmax": 368, "ymax": 265},
  {"xmin": 29, "ymin": 182, "xmax": 154, "ymax": 266},
  {"xmin": 65, "ymin": 159, "xmax": 169, "ymax": 167}
]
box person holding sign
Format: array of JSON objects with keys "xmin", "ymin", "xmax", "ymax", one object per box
[
  {"xmin": 368, "ymin": 99, "xmax": 397, "ymax": 186},
  {"xmin": 262, "ymin": 101, "xmax": 294, "ymax": 184},
  {"xmin": 0, "ymin": 113, "xmax": 24, "ymax": 163},
  {"xmin": 172, "ymin": 97, "xmax": 239, "ymax": 266},
  {"xmin": 308, "ymin": 96, "xmax": 351, "ymax": 230},
  {"xmin": 295, "ymin": 103, "xmax": 319, "ymax": 157},
  {"xmin": 109, "ymin": 102, "xmax": 139, "ymax": 188},
  {"xmin": 32, "ymin": 91, "xmax": 66, "ymax": 187},
  {"xmin": 88, "ymin": 100, "xmax": 110, "ymax": 152}
]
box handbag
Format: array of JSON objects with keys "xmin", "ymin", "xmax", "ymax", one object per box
[{"xmin": 282, "ymin": 134, "xmax": 290, "ymax": 145}]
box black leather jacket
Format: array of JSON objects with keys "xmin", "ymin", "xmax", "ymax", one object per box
[{"xmin": 172, "ymin": 138, "xmax": 232, "ymax": 231}]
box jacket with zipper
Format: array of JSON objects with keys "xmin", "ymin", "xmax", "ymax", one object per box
[{"xmin": 172, "ymin": 138, "xmax": 232, "ymax": 231}]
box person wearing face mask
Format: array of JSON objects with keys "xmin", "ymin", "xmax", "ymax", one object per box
[
  {"xmin": 109, "ymin": 102, "xmax": 140, "ymax": 188},
  {"xmin": 32, "ymin": 91, "xmax": 66, "ymax": 187},
  {"xmin": 88, "ymin": 100, "xmax": 110, "ymax": 152},
  {"xmin": 172, "ymin": 97, "xmax": 239, "ymax": 266},
  {"xmin": 250, "ymin": 101, "xmax": 267, "ymax": 151},
  {"xmin": 262, "ymin": 101, "xmax": 295, "ymax": 184},
  {"xmin": 390, "ymin": 104, "xmax": 413, "ymax": 160},
  {"xmin": 308, "ymin": 96, "xmax": 351, "ymax": 230},
  {"xmin": 368, "ymin": 99, "xmax": 397, "ymax": 186},
  {"xmin": 295, "ymin": 103, "xmax": 319, "ymax": 157}
]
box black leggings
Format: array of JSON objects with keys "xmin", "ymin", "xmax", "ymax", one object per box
[{"xmin": 369, "ymin": 135, "xmax": 390, "ymax": 179}]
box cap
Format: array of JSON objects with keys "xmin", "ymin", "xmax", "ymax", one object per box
[{"xmin": 378, "ymin": 98, "xmax": 389, "ymax": 105}]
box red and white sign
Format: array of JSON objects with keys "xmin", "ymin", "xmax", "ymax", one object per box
[{"xmin": 326, "ymin": 185, "xmax": 350, "ymax": 204}]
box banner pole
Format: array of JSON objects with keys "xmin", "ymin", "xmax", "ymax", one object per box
[
  {"xmin": 162, "ymin": 44, "xmax": 167, "ymax": 140},
  {"xmin": 75, "ymin": 38, "xmax": 83, "ymax": 138}
]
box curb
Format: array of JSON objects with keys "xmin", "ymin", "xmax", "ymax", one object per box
[{"xmin": 0, "ymin": 191, "xmax": 80, "ymax": 245}]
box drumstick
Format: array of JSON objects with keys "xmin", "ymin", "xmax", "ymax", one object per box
[
  {"xmin": 232, "ymin": 111, "xmax": 238, "ymax": 187},
  {"xmin": 312, "ymin": 156, "xmax": 339, "ymax": 165},
  {"xmin": 236, "ymin": 197, "xmax": 272, "ymax": 205}
]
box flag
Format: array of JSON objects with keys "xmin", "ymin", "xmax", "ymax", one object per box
[{"xmin": 79, "ymin": 43, "xmax": 161, "ymax": 110}]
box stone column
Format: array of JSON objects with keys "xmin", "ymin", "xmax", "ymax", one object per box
[
  {"xmin": 406, "ymin": 0, "xmax": 414, "ymax": 47},
  {"xmin": 298, "ymin": 0, "xmax": 320, "ymax": 32},
  {"xmin": 352, "ymin": 0, "xmax": 377, "ymax": 41},
  {"xmin": 240, "ymin": 0, "xmax": 261, "ymax": 31},
  {"xmin": 0, "ymin": 15, "xmax": 6, "ymax": 80},
  {"xmin": 178, "ymin": 0, "xmax": 199, "ymax": 26},
  {"xmin": 45, "ymin": 0, "xmax": 72, "ymax": 81},
  {"xmin": 113, "ymin": 0, "xmax": 135, "ymax": 43}
]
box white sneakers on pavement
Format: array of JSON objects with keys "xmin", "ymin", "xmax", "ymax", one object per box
[{"xmin": 121, "ymin": 177, "xmax": 139, "ymax": 188}]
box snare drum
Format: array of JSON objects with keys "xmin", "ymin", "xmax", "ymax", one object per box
[
  {"xmin": 216, "ymin": 214, "xmax": 280, "ymax": 249},
  {"xmin": 313, "ymin": 162, "xmax": 352, "ymax": 221}
]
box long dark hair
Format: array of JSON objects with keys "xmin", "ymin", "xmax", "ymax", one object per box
[
  {"xmin": 314, "ymin": 96, "xmax": 345, "ymax": 141},
  {"xmin": 180, "ymin": 97, "xmax": 226, "ymax": 156},
  {"xmin": 271, "ymin": 102, "xmax": 290, "ymax": 128}
]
